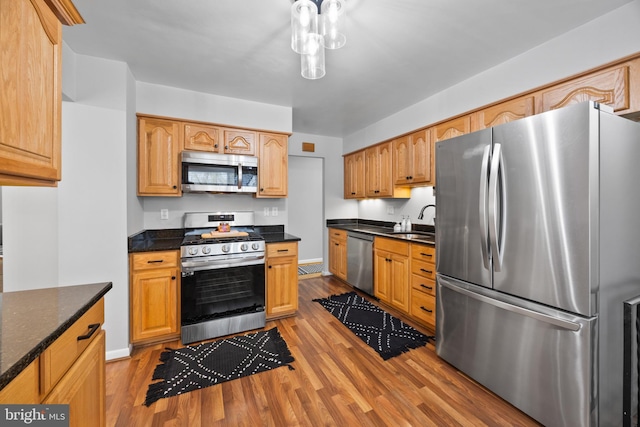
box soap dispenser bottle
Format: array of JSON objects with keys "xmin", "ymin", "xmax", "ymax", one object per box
[
  {"xmin": 394, "ymin": 221, "xmax": 402, "ymax": 232},
  {"xmin": 401, "ymin": 216, "xmax": 407, "ymax": 232},
  {"xmin": 405, "ymin": 216, "xmax": 412, "ymax": 232}
]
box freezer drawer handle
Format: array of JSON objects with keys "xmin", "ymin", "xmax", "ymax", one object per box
[
  {"xmin": 420, "ymin": 306, "xmax": 433, "ymax": 313},
  {"xmin": 440, "ymin": 280, "xmax": 581, "ymax": 331}
]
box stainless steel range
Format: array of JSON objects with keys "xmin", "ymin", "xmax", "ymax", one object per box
[{"xmin": 180, "ymin": 211, "xmax": 266, "ymax": 344}]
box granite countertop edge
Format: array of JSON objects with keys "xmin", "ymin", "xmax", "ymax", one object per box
[
  {"xmin": 326, "ymin": 218, "xmax": 436, "ymax": 246},
  {"xmin": 0, "ymin": 282, "xmax": 113, "ymax": 391},
  {"xmin": 128, "ymin": 227, "xmax": 300, "ymax": 253}
]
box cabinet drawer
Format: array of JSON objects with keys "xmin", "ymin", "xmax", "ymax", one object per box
[
  {"xmin": 411, "ymin": 274, "xmax": 436, "ymax": 297},
  {"xmin": 411, "ymin": 244, "xmax": 435, "ymax": 262},
  {"xmin": 411, "ymin": 259, "xmax": 436, "ymax": 281},
  {"xmin": 40, "ymin": 299, "xmax": 104, "ymax": 395},
  {"xmin": 329, "ymin": 228, "xmax": 347, "ymax": 242},
  {"xmin": 375, "ymin": 237, "xmax": 409, "ymax": 256},
  {"xmin": 410, "ymin": 290, "xmax": 435, "ymax": 328},
  {"xmin": 131, "ymin": 251, "xmax": 179, "ymax": 271},
  {"xmin": 266, "ymin": 242, "xmax": 298, "ymax": 258}
]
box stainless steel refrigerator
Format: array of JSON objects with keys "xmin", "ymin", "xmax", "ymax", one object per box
[{"xmin": 435, "ymin": 101, "xmax": 640, "ymax": 426}]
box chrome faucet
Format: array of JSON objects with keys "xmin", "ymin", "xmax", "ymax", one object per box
[{"xmin": 418, "ymin": 204, "xmax": 436, "ymax": 220}]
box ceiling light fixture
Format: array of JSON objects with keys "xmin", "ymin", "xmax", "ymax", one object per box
[{"xmin": 291, "ymin": 0, "xmax": 346, "ymax": 80}]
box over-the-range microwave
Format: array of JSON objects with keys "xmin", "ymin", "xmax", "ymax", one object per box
[{"xmin": 181, "ymin": 151, "xmax": 258, "ymax": 194}]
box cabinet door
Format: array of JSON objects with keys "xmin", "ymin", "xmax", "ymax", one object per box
[
  {"xmin": 0, "ymin": 359, "xmax": 39, "ymax": 404},
  {"xmin": 408, "ymin": 129, "xmax": 431, "ymax": 184},
  {"xmin": 374, "ymin": 250, "xmax": 391, "ymax": 303},
  {"xmin": 365, "ymin": 146, "xmax": 381, "ymax": 197},
  {"xmin": 329, "ymin": 238, "xmax": 347, "ymax": 281},
  {"xmin": 377, "ymin": 142, "xmax": 394, "ymax": 196},
  {"xmin": 223, "ymin": 129, "xmax": 256, "ymax": 155},
  {"xmin": 137, "ymin": 117, "xmax": 181, "ymax": 196},
  {"xmin": 257, "ymin": 132, "xmax": 288, "ymax": 197},
  {"xmin": 433, "ymin": 115, "xmax": 471, "ymax": 143},
  {"xmin": 393, "ymin": 135, "xmax": 411, "ymax": 185},
  {"xmin": 183, "ymin": 123, "xmax": 220, "ymax": 152},
  {"xmin": 0, "ymin": 0, "xmax": 62, "ymax": 185},
  {"xmin": 389, "ymin": 254, "xmax": 410, "ymax": 313},
  {"xmin": 538, "ymin": 65, "xmax": 629, "ymax": 113},
  {"xmin": 43, "ymin": 330, "xmax": 106, "ymax": 427},
  {"xmin": 472, "ymin": 96, "xmax": 535, "ymax": 131},
  {"xmin": 266, "ymin": 255, "xmax": 298, "ymax": 318},
  {"xmin": 130, "ymin": 267, "xmax": 179, "ymax": 342},
  {"xmin": 344, "ymin": 151, "xmax": 365, "ymax": 199}
]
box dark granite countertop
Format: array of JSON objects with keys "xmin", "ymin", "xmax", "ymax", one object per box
[
  {"xmin": 327, "ymin": 218, "xmax": 436, "ymax": 246},
  {"xmin": 128, "ymin": 226, "xmax": 300, "ymax": 253},
  {"xmin": 0, "ymin": 282, "xmax": 112, "ymax": 391}
]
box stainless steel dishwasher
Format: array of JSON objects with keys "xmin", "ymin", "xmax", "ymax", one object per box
[{"xmin": 346, "ymin": 231, "xmax": 374, "ymax": 295}]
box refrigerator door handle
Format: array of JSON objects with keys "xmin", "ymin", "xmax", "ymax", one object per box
[
  {"xmin": 439, "ymin": 279, "xmax": 581, "ymax": 331},
  {"xmin": 479, "ymin": 145, "xmax": 491, "ymax": 269},
  {"xmin": 488, "ymin": 143, "xmax": 505, "ymax": 271}
]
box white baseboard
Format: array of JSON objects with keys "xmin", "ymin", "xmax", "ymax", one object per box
[
  {"xmin": 299, "ymin": 258, "xmax": 323, "ymax": 265},
  {"xmin": 106, "ymin": 346, "xmax": 131, "ymax": 361}
]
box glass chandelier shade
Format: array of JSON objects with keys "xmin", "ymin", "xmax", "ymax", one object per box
[
  {"xmin": 301, "ymin": 33, "xmax": 325, "ymax": 79},
  {"xmin": 291, "ymin": 0, "xmax": 318, "ymax": 54},
  {"xmin": 320, "ymin": 0, "xmax": 346, "ymax": 49},
  {"xmin": 291, "ymin": 0, "xmax": 346, "ymax": 79}
]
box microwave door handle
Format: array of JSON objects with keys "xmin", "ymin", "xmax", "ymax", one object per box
[{"xmin": 237, "ymin": 163, "xmax": 242, "ymax": 189}]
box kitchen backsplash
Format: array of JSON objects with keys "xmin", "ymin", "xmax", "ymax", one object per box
[{"xmin": 356, "ymin": 186, "xmax": 436, "ymax": 226}]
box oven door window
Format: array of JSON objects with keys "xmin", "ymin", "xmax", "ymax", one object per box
[{"xmin": 181, "ymin": 263, "xmax": 265, "ymax": 325}]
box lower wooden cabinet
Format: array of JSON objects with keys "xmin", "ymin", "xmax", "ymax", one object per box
[
  {"xmin": 409, "ymin": 243, "xmax": 437, "ymax": 330},
  {"xmin": 0, "ymin": 298, "xmax": 106, "ymax": 426},
  {"xmin": 328, "ymin": 228, "xmax": 347, "ymax": 281},
  {"xmin": 266, "ymin": 242, "xmax": 299, "ymax": 319},
  {"xmin": 129, "ymin": 250, "xmax": 180, "ymax": 344},
  {"xmin": 374, "ymin": 237, "xmax": 410, "ymax": 313},
  {"xmin": 43, "ymin": 330, "xmax": 106, "ymax": 427}
]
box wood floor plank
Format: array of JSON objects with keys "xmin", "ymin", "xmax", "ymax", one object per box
[{"xmin": 106, "ymin": 276, "xmax": 541, "ymax": 426}]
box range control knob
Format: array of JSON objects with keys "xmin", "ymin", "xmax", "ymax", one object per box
[
  {"xmin": 252, "ymin": 243, "xmax": 260, "ymax": 250},
  {"xmin": 240, "ymin": 243, "xmax": 249, "ymax": 251},
  {"xmin": 202, "ymin": 246, "xmax": 211, "ymax": 254},
  {"xmin": 188, "ymin": 247, "xmax": 198, "ymax": 256},
  {"xmin": 221, "ymin": 244, "xmax": 230, "ymax": 253}
]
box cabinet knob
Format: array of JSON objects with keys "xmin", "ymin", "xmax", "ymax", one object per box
[
  {"xmin": 171, "ymin": 276, "xmax": 176, "ymax": 280},
  {"xmin": 268, "ymin": 265, "xmax": 272, "ymax": 269},
  {"xmin": 172, "ymin": 185, "xmax": 177, "ymax": 189},
  {"xmin": 214, "ymin": 144, "xmax": 218, "ymax": 148},
  {"xmin": 225, "ymin": 146, "xmax": 229, "ymax": 149},
  {"xmin": 260, "ymin": 188, "xmax": 264, "ymax": 192}
]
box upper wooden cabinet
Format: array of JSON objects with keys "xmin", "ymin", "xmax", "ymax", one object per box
[
  {"xmin": 183, "ymin": 123, "xmax": 220, "ymax": 152},
  {"xmin": 344, "ymin": 150, "xmax": 365, "ymax": 199},
  {"xmin": 257, "ymin": 132, "xmax": 288, "ymax": 198},
  {"xmin": 365, "ymin": 142, "xmax": 410, "ymax": 199},
  {"xmin": 0, "ymin": 0, "xmax": 83, "ymax": 186},
  {"xmin": 537, "ymin": 64, "xmax": 629, "ymax": 114},
  {"xmin": 433, "ymin": 115, "xmax": 471, "ymax": 143},
  {"xmin": 471, "ymin": 96, "xmax": 535, "ymax": 131},
  {"xmin": 223, "ymin": 129, "xmax": 256, "ymax": 155},
  {"xmin": 137, "ymin": 116, "xmax": 181, "ymax": 196},
  {"xmin": 393, "ymin": 129, "xmax": 431, "ymax": 186}
]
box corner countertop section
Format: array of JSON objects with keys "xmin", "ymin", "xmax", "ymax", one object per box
[{"xmin": 0, "ymin": 282, "xmax": 113, "ymax": 391}]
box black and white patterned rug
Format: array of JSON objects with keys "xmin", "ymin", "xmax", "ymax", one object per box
[
  {"xmin": 144, "ymin": 327, "xmax": 294, "ymax": 406},
  {"xmin": 313, "ymin": 292, "xmax": 434, "ymax": 360}
]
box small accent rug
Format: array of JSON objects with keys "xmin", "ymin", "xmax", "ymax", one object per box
[
  {"xmin": 144, "ymin": 327, "xmax": 294, "ymax": 406},
  {"xmin": 298, "ymin": 263, "xmax": 324, "ymax": 276},
  {"xmin": 313, "ymin": 292, "xmax": 434, "ymax": 360}
]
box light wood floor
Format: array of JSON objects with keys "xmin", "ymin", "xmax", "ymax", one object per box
[{"xmin": 106, "ymin": 276, "xmax": 540, "ymax": 426}]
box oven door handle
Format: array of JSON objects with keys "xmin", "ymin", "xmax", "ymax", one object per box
[{"xmin": 181, "ymin": 255, "xmax": 265, "ymax": 274}]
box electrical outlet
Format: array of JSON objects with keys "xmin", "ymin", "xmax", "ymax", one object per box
[
  {"xmin": 264, "ymin": 207, "xmax": 270, "ymax": 217},
  {"xmin": 272, "ymin": 207, "xmax": 278, "ymax": 216},
  {"xmin": 387, "ymin": 206, "xmax": 395, "ymax": 215},
  {"xmin": 160, "ymin": 209, "xmax": 169, "ymax": 220}
]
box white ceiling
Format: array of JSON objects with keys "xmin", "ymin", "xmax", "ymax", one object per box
[{"xmin": 62, "ymin": 0, "xmax": 633, "ymax": 137}]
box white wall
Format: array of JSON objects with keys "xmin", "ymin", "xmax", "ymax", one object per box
[
  {"xmin": 343, "ymin": 0, "xmax": 640, "ymax": 153},
  {"xmin": 58, "ymin": 103, "xmax": 130, "ymax": 359},
  {"xmin": 288, "ymin": 156, "xmax": 323, "ymax": 263}
]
